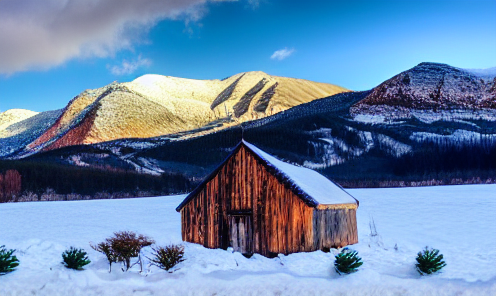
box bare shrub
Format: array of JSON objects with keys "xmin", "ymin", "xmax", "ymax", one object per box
[
  {"xmin": 91, "ymin": 231, "xmax": 154, "ymax": 272},
  {"xmin": 148, "ymin": 244, "xmax": 185, "ymax": 272},
  {"xmin": 91, "ymin": 241, "xmax": 117, "ymax": 272}
]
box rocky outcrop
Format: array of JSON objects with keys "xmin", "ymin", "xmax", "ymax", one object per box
[
  {"xmin": 210, "ymin": 74, "xmax": 245, "ymax": 110},
  {"xmin": 351, "ymin": 62, "xmax": 496, "ymax": 118},
  {"xmin": 254, "ymin": 82, "xmax": 278, "ymax": 113},
  {"xmin": 233, "ymin": 78, "xmax": 268, "ymax": 117}
]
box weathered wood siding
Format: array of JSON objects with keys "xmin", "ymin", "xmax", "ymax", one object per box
[
  {"xmin": 181, "ymin": 145, "xmax": 315, "ymax": 256},
  {"xmin": 313, "ymin": 208, "xmax": 358, "ymax": 249},
  {"xmin": 180, "ymin": 144, "xmax": 358, "ymax": 256}
]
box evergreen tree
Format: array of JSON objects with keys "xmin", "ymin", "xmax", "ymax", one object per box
[
  {"xmin": 334, "ymin": 248, "xmax": 363, "ymax": 275},
  {"xmin": 62, "ymin": 247, "xmax": 91, "ymax": 270},
  {"xmin": 415, "ymin": 247, "xmax": 446, "ymax": 275},
  {"xmin": 0, "ymin": 245, "xmax": 19, "ymax": 275}
]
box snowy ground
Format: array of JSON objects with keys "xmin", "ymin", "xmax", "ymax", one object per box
[{"xmin": 1, "ymin": 184, "xmax": 495, "ymax": 295}]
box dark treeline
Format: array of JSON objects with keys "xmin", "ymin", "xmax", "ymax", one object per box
[
  {"xmin": 141, "ymin": 127, "xmax": 242, "ymax": 169},
  {"xmin": 392, "ymin": 138, "xmax": 496, "ymax": 177},
  {"xmin": 0, "ymin": 159, "xmax": 192, "ymax": 202},
  {"xmin": 323, "ymin": 137, "xmax": 496, "ymax": 188},
  {"xmin": 0, "ymin": 169, "xmax": 22, "ymax": 202}
]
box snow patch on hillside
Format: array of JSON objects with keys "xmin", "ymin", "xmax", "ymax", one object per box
[
  {"xmin": 376, "ymin": 134, "xmax": 412, "ymax": 157},
  {"xmin": 136, "ymin": 157, "xmax": 165, "ymax": 175},
  {"xmin": 460, "ymin": 66, "xmax": 496, "ymax": 79},
  {"xmin": 412, "ymin": 109, "xmax": 496, "ymax": 124},
  {"xmin": 410, "ymin": 129, "xmax": 496, "ymax": 143},
  {"xmin": 0, "ymin": 109, "xmax": 63, "ymax": 158},
  {"xmin": 353, "ymin": 106, "xmax": 496, "ymax": 124},
  {"xmin": 353, "ymin": 114, "xmax": 386, "ymax": 124}
]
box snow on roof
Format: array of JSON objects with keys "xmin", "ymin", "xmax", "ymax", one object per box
[{"xmin": 243, "ymin": 141, "xmax": 357, "ymax": 206}]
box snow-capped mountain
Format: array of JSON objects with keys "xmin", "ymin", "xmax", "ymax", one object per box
[
  {"xmin": 0, "ymin": 72, "xmax": 347, "ymax": 159},
  {"xmin": 351, "ymin": 62, "xmax": 496, "ymax": 123}
]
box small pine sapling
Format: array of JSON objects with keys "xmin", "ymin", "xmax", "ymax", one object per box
[
  {"xmin": 334, "ymin": 248, "xmax": 363, "ymax": 275},
  {"xmin": 0, "ymin": 245, "xmax": 19, "ymax": 275},
  {"xmin": 415, "ymin": 247, "xmax": 446, "ymax": 275},
  {"xmin": 61, "ymin": 247, "xmax": 91, "ymax": 270},
  {"xmin": 148, "ymin": 244, "xmax": 185, "ymax": 272}
]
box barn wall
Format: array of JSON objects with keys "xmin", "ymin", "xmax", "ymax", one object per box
[
  {"xmin": 181, "ymin": 145, "xmax": 356, "ymax": 256},
  {"xmin": 313, "ymin": 207, "xmax": 358, "ymax": 249}
]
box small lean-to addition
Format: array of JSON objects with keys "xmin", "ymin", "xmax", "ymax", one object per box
[{"xmin": 176, "ymin": 140, "xmax": 359, "ymax": 257}]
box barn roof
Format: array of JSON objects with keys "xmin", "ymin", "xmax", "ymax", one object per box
[{"xmin": 176, "ymin": 140, "xmax": 357, "ymax": 212}]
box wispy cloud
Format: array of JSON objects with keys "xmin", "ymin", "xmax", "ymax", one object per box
[
  {"xmin": 0, "ymin": 0, "xmax": 230, "ymax": 75},
  {"xmin": 247, "ymin": 0, "xmax": 261, "ymax": 9},
  {"xmin": 270, "ymin": 47, "xmax": 295, "ymax": 61},
  {"xmin": 108, "ymin": 55, "xmax": 152, "ymax": 76}
]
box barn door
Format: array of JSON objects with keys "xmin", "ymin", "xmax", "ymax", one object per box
[{"xmin": 228, "ymin": 214, "xmax": 253, "ymax": 254}]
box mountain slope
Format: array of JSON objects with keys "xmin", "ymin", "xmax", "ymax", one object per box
[
  {"xmin": 0, "ymin": 109, "xmax": 38, "ymax": 131},
  {"xmin": 351, "ymin": 62, "xmax": 496, "ymax": 123},
  {"xmin": 0, "ymin": 109, "xmax": 63, "ymax": 157},
  {"xmin": 1, "ymin": 72, "xmax": 347, "ymax": 158}
]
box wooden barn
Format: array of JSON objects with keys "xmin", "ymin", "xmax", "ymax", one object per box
[{"xmin": 176, "ymin": 140, "xmax": 358, "ymax": 257}]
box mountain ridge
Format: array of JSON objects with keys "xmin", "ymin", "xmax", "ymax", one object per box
[
  {"xmin": 0, "ymin": 71, "xmax": 348, "ymax": 158},
  {"xmin": 350, "ymin": 62, "xmax": 496, "ymax": 123}
]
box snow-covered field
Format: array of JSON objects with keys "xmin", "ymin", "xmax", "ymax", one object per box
[{"xmin": 1, "ymin": 185, "xmax": 495, "ymax": 295}]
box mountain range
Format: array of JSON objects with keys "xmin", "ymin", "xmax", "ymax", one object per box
[
  {"xmin": 0, "ymin": 72, "xmax": 346, "ymax": 159},
  {"xmin": 1, "ymin": 62, "xmax": 495, "ymax": 200}
]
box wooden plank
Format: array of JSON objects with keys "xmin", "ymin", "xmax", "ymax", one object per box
[
  {"xmin": 203, "ymin": 187, "xmax": 208, "ymax": 247},
  {"xmin": 187, "ymin": 204, "xmax": 192, "ymax": 242},
  {"xmin": 251, "ymin": 155, "xmax": 259, "ymax": 253},
  {"xmin": 261, "ymin": 171, "xmax": 267, "ymax": 256},
  {"xmin": 214, "ymin": 174, "xmax": 219, "ymax": 248},
  {"xmin": 350, "ymin": 209, "xmax": 358, "ymax": 244},
  {"xmin": 242, "ymin": 147, "xmax": 247, "ymax": 209}
]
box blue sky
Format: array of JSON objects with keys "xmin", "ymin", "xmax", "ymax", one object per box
[{"xmin": 1, "ymin": 0, "xmax": 495, "ymax": 112}]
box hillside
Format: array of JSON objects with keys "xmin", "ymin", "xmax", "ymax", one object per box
[
  {"xmin": 0, "ymin": 72, "xmax": 347, "ymax": 158},
  {"xmin": 351, "ymin": 62, "xmax": 496, "ymax": 123},
  {"xmin": 0, "ymin": 109, "xmax": 38, "ymax": 131}
]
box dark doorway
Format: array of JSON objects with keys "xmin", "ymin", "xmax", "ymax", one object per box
[{"xmin": 228, "ymin": 214, "xmax": 253, "ymax": 254}]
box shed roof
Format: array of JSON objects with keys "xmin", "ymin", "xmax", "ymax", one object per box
[{"xmin": 176, "ymin": 140, "xmax": 357, "ymax": 212}]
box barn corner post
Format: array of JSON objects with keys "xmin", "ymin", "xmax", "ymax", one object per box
[{"xmin": 176, "ymin": 141, "xmax": 359, "ymax": 257}]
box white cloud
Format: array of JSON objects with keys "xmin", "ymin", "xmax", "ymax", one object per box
[
  {"xmin": 108, "ymin": 55, "xmax": 152, "ymax": 76},
  {"xmin": 0, "ymin": 0, "xmax": 230, "ymax": 75},
  {"xmin": 270, "ymin": 47, "xmax": 295, "ymax": 61}
]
